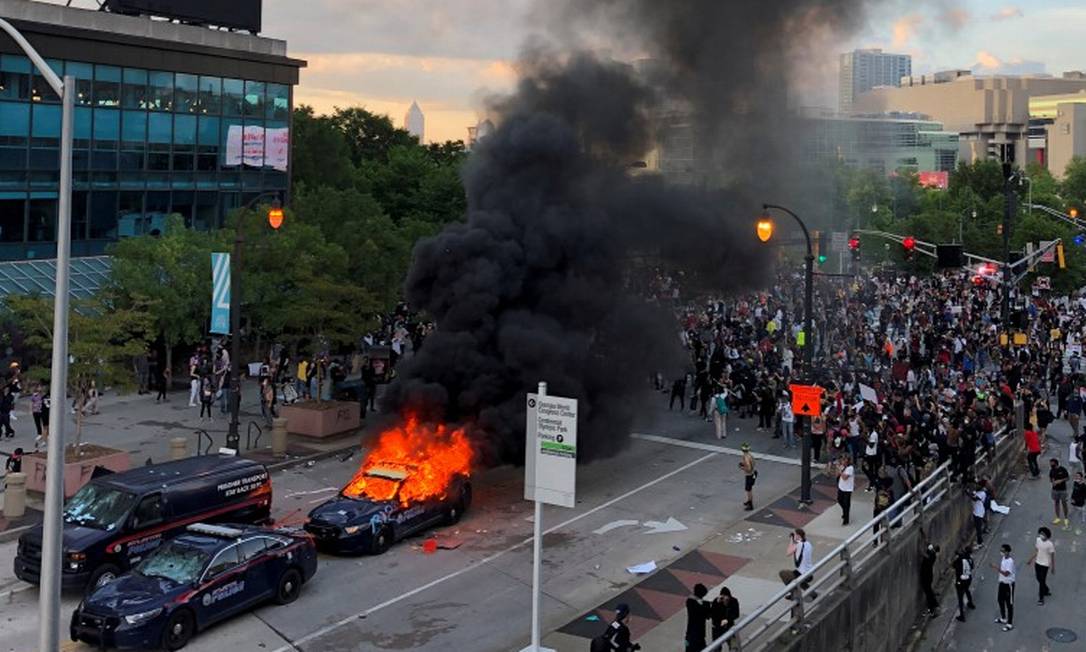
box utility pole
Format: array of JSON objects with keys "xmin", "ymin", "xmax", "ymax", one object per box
[{"xmin": 1001, "ymin": 163, "xmax": 1015, "ymax": 329}]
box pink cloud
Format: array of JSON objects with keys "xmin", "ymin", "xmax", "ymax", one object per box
[{"xmin": 991, "ymin": 6, "xmax": 1023, "ymax": 21}]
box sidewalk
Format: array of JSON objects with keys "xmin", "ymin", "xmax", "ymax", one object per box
[
  {"xmin": 544, "ymin": 472, "xmax": 873, "ymax": 650},
  {"xmin": 921, "ymin": 418, "xmax": 1083, "ymax": 651}
]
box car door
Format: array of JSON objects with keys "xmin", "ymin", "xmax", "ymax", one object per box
[
  {"xmin": 122, "ymin": 493, "xmax": 166, "ymax": 569},
  {"xmin": 236, "ymin": 537, "xmax": 273, "ymax": 605},
  {"xmin": 194, "ymin": 545, "xmax": 248, "ymax": 626}
]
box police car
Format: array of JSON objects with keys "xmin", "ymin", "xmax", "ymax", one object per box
[
  {"xmin": 304, "ymin": 466, "xmax": 471, "ymax": 554},
  {"xmin": 70, "ymin": 523, "xmax": 317, "ymax": 650}
]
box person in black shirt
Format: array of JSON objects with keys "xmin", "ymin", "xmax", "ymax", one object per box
[
  {"xmin": 952, "ymin": 546, "xmax": 976, "ymax": 622},
  {"xmin": 919, "ymin": 528, "xmax": 940, "ymax": 616},
  {"xmin": 1049, "ymin": 458, "xmax": 1071, "ymax": 527},
  {"xmin": 591, "ymin": 603, "xmax": 639, "ymax": 652},
  {"xmin": 709, "ymin": 586, "xmax": 740, "ymax": 641},
  {"xmin": 685, "ymin": 583, "xmax": 709, "ymax": 651},
  {"xmin": 4, "ymin": 447, "xmax": 21, "ymax": 474}
]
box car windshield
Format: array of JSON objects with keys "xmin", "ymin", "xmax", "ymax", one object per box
[
  {"xmin": 342, "ymin": 473, "xmax": 401, "ymax": 502},
  {"xmin": 63, "ymin": 484, "xmax": 137, "ymax": 531},
  {"xmin": 136, "ymin": 542, "xmax": 210, "ymax": 585}
]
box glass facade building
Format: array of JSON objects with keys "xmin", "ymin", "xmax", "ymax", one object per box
[{"xmin": 0, "ymin": 1, "xmax": 304, "ymax": 261}]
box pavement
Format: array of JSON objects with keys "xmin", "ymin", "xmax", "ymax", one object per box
[
  {"xmin": 0, "ymin": 386, "xmax": 854, "ymax": 652},
  {"xmin": 919, "ymin": 417, "xmax": 1085, "ymax": 652}
]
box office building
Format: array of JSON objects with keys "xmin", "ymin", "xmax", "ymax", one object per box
[
  {"xmin": 853, "ymin": 71, "xmax": 1086, "ymax": 167},
  {"xmin": 1029, "ymin": 90, "xmax": 1086, "ymax": 177},
  {"xmin": 839, "ymin": 49, "xmax": 911, "ymax": 113},
  {"xmin": 801, "ymin": 110, "xmax": 959, "ymax": 175},
  {"xmin": 0, "ymin": 0, "xmax": 305, "ymax": 261},
  {"xmin": 404, "ymin": 100, "xmax": 424, "ymax": 142}
]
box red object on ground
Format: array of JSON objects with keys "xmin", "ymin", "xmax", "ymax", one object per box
[{"xmin": 423, "ymin": 538, "xmax": 438, "ymax": 554}]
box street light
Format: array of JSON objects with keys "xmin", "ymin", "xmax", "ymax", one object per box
[
  {"xmin": 227, "ymin": 192, "xmax": 284, "ymax": 450},
  {"xmin": 0, "ymin": 17, "xmax": 75, "ymax": 652},
  {"xmin": 756, "ymin": 218, "xmax": 774, "ymax": 242},
  {"xmin": 758, "ymin": 203, "xmax": 815, "ymax": 505}
]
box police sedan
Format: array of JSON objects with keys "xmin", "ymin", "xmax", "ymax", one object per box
[
  {"xmin": 304, "ymin": 465, "xmax": 471, "ymax": 554},
  {"xmin": 70, "ymin": 523, "xmax": 317, "ymax": 650}
]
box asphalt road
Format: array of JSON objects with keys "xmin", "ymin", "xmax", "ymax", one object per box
[{"xmin": 0, "ymin": 394, "xmax": 806, "ymax": 652}]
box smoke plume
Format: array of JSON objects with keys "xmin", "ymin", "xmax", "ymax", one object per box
[{"xmin": 382, "ymin": 1, "xmax": 878, "ymax": 465}]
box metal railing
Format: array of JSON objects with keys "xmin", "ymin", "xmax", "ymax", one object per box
[
  {"xmin": 246, "ymin": 421, "xmax": 264, "ymax": 450},
  {"xmin": 702, "ymin": 426, "xmax": 1012, "ymax": 652},
  {"xmin": 193, "ymin": 429, "xmax": 214, "ymax": 456}
]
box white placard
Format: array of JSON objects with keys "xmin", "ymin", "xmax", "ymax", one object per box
[
  {"xmin": 524, "ymin": 392, "xmax": 578, "ymax": 508},
  {"xmin": 859, "ymin": 383, "xmax": 878, "ymax": 403}
]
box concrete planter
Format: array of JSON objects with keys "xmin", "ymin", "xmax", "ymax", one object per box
[
  {"xmin": 281, "ymin": 401, "xmax": 360, "ymax": 439},
  {"xmin": 24, "ymin": 445, "xmax": 131, "ymax": 498}
]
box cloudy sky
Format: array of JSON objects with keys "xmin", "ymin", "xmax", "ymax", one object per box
[{"xmin": 49, "ymin": 1, "xmax": 1086, "ymax": 143}]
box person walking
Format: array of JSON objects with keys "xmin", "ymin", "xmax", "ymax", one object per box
[
  {"xmin": 188, "ymin": 354, "xmax": 200, "ymax": 407},
  {"xmin": 1049, "ymin": 458, "xmax": 1071, "ymax": 528},
  {"xmin": 919, "ymin": 534, "xmax": 939, "ymax": 616},
  {"xmin": 29, "ymin": 384, "xmax": 43, "ymax": 439},
  {"xmin": 198, "ymin": 375, "xmax": 215, "ymax": 421},
  {"xmin": 1024, "ymin": 426, "xmax": 1042, "ymax": 478},
  {"xmin": 969, "ymin": 483, "xmax": 987, "ymax": 547},
  {"xmin": 836, "ymin": 453, "xmax": 854, "ymax": 526},
  {"xmin": 0, "ymin": 386, "xmax": 14, "ymax": 438},
  {"xmin": 1027, "ymin": 527, "xmax": 1055, "ymax": 605},
  {"xmin": 1068, "ymin": 390, "xmax": 1083, "ymax": 438},
  {"xmin": 952, "ymin": 545, "xmax": 976, "ymax": 622},
  {"xmin": 670, "ymin": 376, "xmax": 687, "ymax": 411},
  {"xmin": 991, "ymin": 544, "xmax": 1015, "ymax": 632},
  {"xmin": 590, "ymin": 603, "xmax": 640, "ymax": 652},
  {"xmin": 709, "ymin": 587, "xmax": 739, "ymax": 642},
  {"xmin": 739, "ymin": 444, "xmax": 756, "ymax": 511},
  {"xmin": 778, "ymin": 528, "xmax": 816, "ymax": 600},
  {"xmin": 684, "ymin": 583, "xmax": 709, "ymax": 652},
  {"xmin": 156, "ymin": 364, "xmax": 171, "ymax": 403},
  {"xmin": 712, "ymin": 387, "xmax": 729, "ymax": 440},
  {"xmin": 1072, "ymin": 471, "xmax": 1086, "ymax": 524},
  {"xmin": 779, "ymin": 392, "xmax": 795, "ymax": 448}
]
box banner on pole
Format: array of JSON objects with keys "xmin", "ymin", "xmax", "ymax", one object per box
[
  {"xmin": 524, "ymin": 392, "xmax": 578, "ymax": 508},
  {"xmin": 210, "ymin": 252, "xmax": 230, "ymax": 335}
]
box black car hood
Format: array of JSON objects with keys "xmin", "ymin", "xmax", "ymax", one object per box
[
  {"xmin": 21, "ymin": 523, "xmax": 107, "ymax": 553},
  {"xmin": 308, "ymin": 495, "xmax": 393, "ymax": 526},
  {"xmin": 84, "ymin": 573, "xmax": 183, "ymax": 614}
]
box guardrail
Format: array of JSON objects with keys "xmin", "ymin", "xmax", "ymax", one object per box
[
  {"xmin": 193, "ymin": 429, "xmax": 214, "ymax": 456},
  {"xmin": 246, "ymin": 421, "xmax": 264, "ymax": 450},
  {"xmin": 702, "ymin": 426, "xmax": 1012, "ymax": 652}
]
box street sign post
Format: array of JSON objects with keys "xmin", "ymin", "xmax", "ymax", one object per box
[{"xmin": 521, "ymin": 382, "xmax": 577, "ymax": 652}]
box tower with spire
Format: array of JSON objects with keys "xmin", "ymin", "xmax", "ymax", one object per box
[{"xmin": 404, "ymin": 101, "xmax": 425, "ymax": 142}]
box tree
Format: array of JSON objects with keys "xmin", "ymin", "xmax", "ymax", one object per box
[
  {"xmin": 291, "ymin": 106, "xmax": 355, "ymax": 190},
  {"xmin": 330, "ymin": 107, "xmax": 418, "ymax": 166},
  {"xmin": 108, "ymin": 214, "xmax": 225, "ymax": 374},
  {"xmin": 4, "ymin": 295, "xmax": 152, "ymax": 445},
  {"xmin": 1062, "ymin": 157, "xmax": 1086, "ymax": 209}
]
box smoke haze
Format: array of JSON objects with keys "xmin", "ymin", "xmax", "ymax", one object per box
[{"xmin": 382, "ymin": 1, "xmax": 880, "ymax": 465}]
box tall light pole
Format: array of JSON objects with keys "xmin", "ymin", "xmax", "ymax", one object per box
[
  {"xmin": 0, "ymin": 17, "xmax": 74, "ymax": 652},
  {"xmin": 959, "ymin": 205, "xmax": 977, "ymax": 244},
  {"xmin": 759, "ymin": 204, "xmax": 815, "ymax": 504},
  {"xmin": 226, "ymin": 193, "xmax": 283, "ymax": 450}
]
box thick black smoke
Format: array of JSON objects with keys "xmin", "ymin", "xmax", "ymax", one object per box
[{"xmin": 382, "ymin": 1, "xmax": 878, "ymax": 466}]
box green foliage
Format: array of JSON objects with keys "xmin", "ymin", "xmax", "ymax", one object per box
[
  {"xmin": 1062, "ymin": 157, "xmax": 1086, "ymax": 209},
  {"xmin": 329, "ymin": 107, "xmax": 420, "ymax": 166}
]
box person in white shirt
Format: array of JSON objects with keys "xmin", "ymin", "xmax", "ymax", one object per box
[
  {"xmin": 778, "ymin": 393, "xmax": 795, "ymax": 448},
  {"xmin": 1027, "ymin": 527, "xmax": 1055, "ymax": 605},
  {"xmin": 991, "ymin": 544, "xmax": 1015, "ymax": 631},
  {"xmin": 837, "ymin": 454, "xmax": 855, "ymax": 526},
  {"xmin": 778, "ymin": 528, "xmax": 817, "ymax": 602},
  {"xmin": 969, "ymin": 484, "xmax": 987, "ymax": 547}
]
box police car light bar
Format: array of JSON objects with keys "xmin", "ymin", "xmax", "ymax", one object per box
[
  {"xmin": 365, "ymin": 466, "xmax": 410, "ymax": 481},
  {"xmin": 187, "ymin": 523, "xmax": 245, "ymax": 538}
]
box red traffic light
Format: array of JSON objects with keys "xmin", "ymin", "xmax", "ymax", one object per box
[
  {"xmin": 848, "ymin": 236, "xmax": 860, "ymax": 250},
  {"xmin": 903, "ymin": 236, "xmax": 916, "ymax": 251}
]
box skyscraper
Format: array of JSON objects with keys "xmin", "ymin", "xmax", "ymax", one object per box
[
  {"xmin": 839, "ymin": 49, "xmax": 911, "ymax": 113},
  {"xmin": 405, "ymin": 101, "xmax": 425, "ymax": 142}
]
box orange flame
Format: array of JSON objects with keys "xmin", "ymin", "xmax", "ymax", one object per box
[{"xmin": 343, "ymin": 414, "xmax": 473, "ymax": 507}]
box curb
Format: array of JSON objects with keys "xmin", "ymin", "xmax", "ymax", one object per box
[
  {"xmin": 262, "ymin": 442, "xmax": 360, "ymax": 473},
  {"xmin": 0, "ymin": 581, "xmax": 34, "ymax": 602}
]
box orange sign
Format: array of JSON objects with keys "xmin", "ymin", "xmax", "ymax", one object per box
[{"xmin": 789, "ymin": 384, "xmax": 823, "ymax": 417}]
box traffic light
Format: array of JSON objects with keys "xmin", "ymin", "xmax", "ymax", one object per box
[
  {"xmin": 1058, "ymin": 242, "xmax": 1067, "ymax": 269},
  {"xmin": 902, "ymin": 235, "xmax": 916, "ymax": 260},
  {"xmin": 814, "ymin": 230, "xmax": 828, "ymax": 265},
  {"xmin": 996, "ymin": 223, "xmax": 1003, "ymax": 236},
  {"xmin": 848, "ymin": 235, "xmax": 860, "ymax": 261}
]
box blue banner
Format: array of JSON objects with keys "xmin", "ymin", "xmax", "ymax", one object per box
[{"xmin": 210, "ymin": 252, "xmax": 231, "ymax": 334}]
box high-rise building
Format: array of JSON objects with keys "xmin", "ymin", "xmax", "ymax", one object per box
[
  {"xmin": 1029, "ymin": 89, "xmax": 1086, "ymax": 177},
  {"xmin": 839, "ymin": 49, "xmax": 912, "ymax": 113},
  {"xmin": 0, "ymin": 0, "xmax": 305, "ymax": 263},
  {"xmin": 853, "ymin": 72, "xmax": 1086, "ymax": 167},
  {"xmin": 405, "ymin": 101, "xmax": 424, "ymax": 142},
  {"xmin": 800, "ymin": 109, "xmax": 959, "ymax": 175}
]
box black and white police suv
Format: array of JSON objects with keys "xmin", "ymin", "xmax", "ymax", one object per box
[{"xmin": 70, "ymin": 523, "xmax": 317, "ymax": 651}]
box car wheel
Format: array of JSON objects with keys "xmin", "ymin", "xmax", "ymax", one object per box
[
  {"xmin": 274, "ymin": 568, "xmax": 303, "ymax": 605},
  {"xmin": 87, "ymin": 564, "xmax": 120, "ymax": 592},
  {"xmin": 445, "ymin": 502, "xmax": 462, "ymax": 525},
  {"xmin": 460, "ymin": 484, "xmax": 473, "ymax": 512},
  {"xmin": 161, "ymin": 609, "xmax": 195, "ymax": 651},
  {"xmin": 369, "ymin": 526, "xmax": 392, "ymax": 555}
]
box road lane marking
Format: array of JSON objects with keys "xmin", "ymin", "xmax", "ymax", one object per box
[
  {"xmin": 632, "ymin": 433, "xmax": 827, "ymax": 467},
  {"xmin": 270, "ymin": 450, "xmax": 718, "ymax": 651},
  {"xmin": 591, "ymin": 519, "xmax": 639, "ymax": 535}
]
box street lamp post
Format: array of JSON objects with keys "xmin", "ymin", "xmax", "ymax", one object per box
[
  {"xmin": 760, "ymin": 204, "xmax": 815, "ymax": 505},
  {"xmin": 0, "ymin": 17, "xmax": 74, "ymax": 652},
  {"xmin": 959, "ymin": 206, "xmax": 977, "ymax": 244},
  {"xmin": 226, "ymin": 193, "xmax": 283, "ymax": 450}
]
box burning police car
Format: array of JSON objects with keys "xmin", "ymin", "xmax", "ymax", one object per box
[
  {"xmin": 305, "ymin": 464, "xmax": 472, "ymax": 554},
  {"xmin": 70, "ymin": 523, "xmax": 317, "ymax": 650}
]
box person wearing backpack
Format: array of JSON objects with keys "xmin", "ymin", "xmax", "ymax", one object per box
[
  {"xmin": 590, "ymin": 603, "xmax": 639, "ymax": 652},
  {"xmin": 953, "ymin": 545, "xmax": 977, "ymax": 622}
]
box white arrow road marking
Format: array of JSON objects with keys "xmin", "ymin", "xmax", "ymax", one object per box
[
  {"xmin": 592, "ymin": 519, "xmax": 640, "ymax": 535},
  {"xmin": 642, "ymin": 517, "xmax": 687, "ymax": 534}
]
